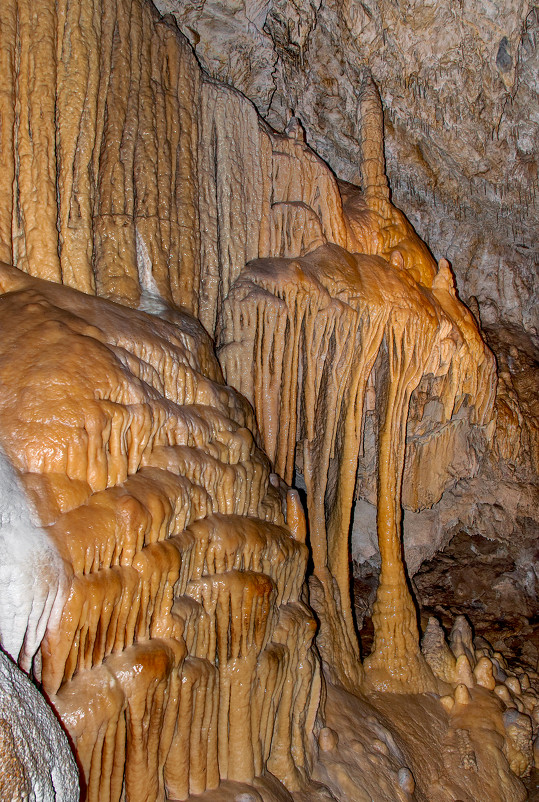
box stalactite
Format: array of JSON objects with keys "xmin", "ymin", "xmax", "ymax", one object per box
[
  {"xmin": 0, "ymin": 0, "xmax": 534, "ymax": 797},
  {"xmin": 0, "ymin": 0, "xmax": 438, "ymax": 344},
  {"xmin": 219, "ymin": 243, "xmax": 496, "ymax": 693},
  {"xmin": 358, "ymin": 70, "xmax": 390, "ymax": 208}
]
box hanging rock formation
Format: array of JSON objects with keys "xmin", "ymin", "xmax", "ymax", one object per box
[
  {"xmin": 218, "ymin": 78, "xmax": 496, "ymax": 692},
  {"xmin": 218, "ymin": 242, "xmax": 495, "ymax": 693},
  {"xmin": 153, "ymin": 0, "xmax": 538, "ymax": 343},
  {"xmin": 0, "ymin": 262, "xmax": 533, "ymax": 800},
  {"xmin": 0, "ymin": 0, "xmax": 493, "ymax": 694},
  {"xmin": 0, "ymin": 0, "xmax": 353, "ymax": 335},
  {"xmin": 0, "ymin": 0, "xmax": 537, "ymax": 799},
  {"xmin": 153, "ymin": 0, "xmax": 539, "ymax": 661}
]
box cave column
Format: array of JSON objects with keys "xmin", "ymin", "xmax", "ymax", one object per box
[{"xmin": 364, "ymin": 319, "xmax": 437, "ymax": 693}]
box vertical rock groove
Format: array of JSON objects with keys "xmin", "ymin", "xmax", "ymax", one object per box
[
  {"xmin": 2, "ymin": 1, "xmax": 529, "ymax": 799},
  {"xmin": 1, "ymin": 0, "xmax": 362, "ymax": 329}
]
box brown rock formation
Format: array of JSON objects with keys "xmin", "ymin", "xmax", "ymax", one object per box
[
  {"xmin": 152, "ymin": 0, "xmax": 539, "ymax": 657},
  {"xmin": 154, "ymin": 0, "xmax": 538, "ymax": 343},
  {"xmin": 218, "ymin": 241, "xmax": 495, "ymax": 693},
  {"xmin": 0, "ymin": 0, "xmax": 537, "ymax": 799},
  {"xmin": 0, "ymin": 263, "xmax": 320, "ymax": 799}
]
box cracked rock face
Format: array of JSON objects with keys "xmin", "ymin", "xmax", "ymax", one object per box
[{"xmin": 0, "ymin": 649, "xmax": 79, "ymax": 801}]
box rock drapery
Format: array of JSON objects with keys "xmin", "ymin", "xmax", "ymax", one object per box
[
  {"xmin": 0, "ymin": 268, "xmax": 536, "ymax": 802},
  {"xmin": 0, "ymin": 0, "xmax": 493, "ymax": 693},
  {"xmin": 152, "ymin": 0, "xmax": 539, "ymax": 659},
  {"xmin": 0, "ymin": 0, "xmax": 353, "ymax": 332},
  {"xmin": 153, "ymin": 0, "xmax": 539, "ymax": 342},
  {"xmin": 0, "ymin": 265, "xmax": 533, "ymax": 801},
  {"xmin": 0, "ymin": 0, "xmax": 537, "ymax": 798},
  {"xmin": 0, "ymin": 263, "xmax": 321, "ymax": 800},
  {"xmin": 218, "ymin": 75, "xmax": 496, "ymax": 693},
  {"xmin": 218, "ymin": 242, "xmax": 495, "ymax": 693}
]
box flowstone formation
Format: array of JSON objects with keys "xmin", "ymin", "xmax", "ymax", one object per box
[
  {"xmin": 218, "ymin": 78, "xmax": 496, "ymax": 693},
  {"xmin": 0, "ymin": 263, "xmax": 320, "ymax": 800},
  {"xmin": 0, "ymin": 269, "xmax": 533, "ymax": 802},
  {"xmin": 0, "ymin": 0, "xmax": 538, "ymax": 800}
]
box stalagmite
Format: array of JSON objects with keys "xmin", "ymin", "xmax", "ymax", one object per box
[
  {"xmin": 0, "ymin": 0, "xmax": 536, "ymax": 798},
  {"xmin": 219, "ymin": 241, "xmax": 495, "ymax": 692},
  {"xmin": 358, "ymin": 71, "xmax": 390, "ymax": 206}
]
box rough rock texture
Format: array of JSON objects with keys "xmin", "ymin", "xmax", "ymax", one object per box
[
  {"xmin": 316, "ymin": 681, "xmax": 528, "ymax": 802},
  {"xmin": 153, "ymin": 0, "xmax": 539, "ymax": 342},
  {"xmin": 0, "ymin": 0, "xmax": 538, "ymax": 798},
  {"xmin": 0, "ymin": 648, "xmax": 79, "ymax": 801}
]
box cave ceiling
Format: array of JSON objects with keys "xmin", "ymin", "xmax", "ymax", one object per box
[{"xmin": 155, "ymin": 0, "xmax": 539, "ymax": 342}]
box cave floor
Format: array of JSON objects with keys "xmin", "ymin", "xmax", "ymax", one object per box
[
  {"xmin": 178, "ymin": 679, "xmax": 528, "ymax": 802},
  {"xmin": 353, "ymin": 568, "xmax": 539, "ymax": 678}
]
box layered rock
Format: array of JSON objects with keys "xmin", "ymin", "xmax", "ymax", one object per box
[{"xmin": 0, "ymin": 263, "xmax": 321, "ymax": 800}]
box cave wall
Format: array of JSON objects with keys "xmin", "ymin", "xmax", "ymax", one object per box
[
  {"xmin": 0, "ymin": 0, "xmax": 535, "ymax": 679},
  {"xmin": 153, "ymin": 0, "xmax": 539, "ymax": 343},
  {"xmin": 149, "ymin": 0, "xmax": 539, "ymax": 645},
  {"xmin": 1, "ymin": 0, "xmax": 504, "ymax": 586},
  {"xmin": 0, "ymin": 0, "xmax": 355, "ymax": 334},
  {"xmin": 0, "ymin": 0, "xmax": 538, "ymax": 798}
]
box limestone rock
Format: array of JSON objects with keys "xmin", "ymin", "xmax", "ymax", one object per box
[
  {"xmin": 0, "ymin": 263, "xmax": 320, "ymax": 800},
  {"xmin": 0, "ymin": 0, "xmax": 536, "ymax": 797},
  {"xmin": 503, "ymin": 709, "xmax": 534, "ymax": 777},
  {"xmin": 153, "ymin": 0, "xmax": 539, "ymax": 345},
  {"xmin": 0, "ymin": 649, "xmax": 79, "ymax": 801},
  {"xmin": 421, "ymin": 617, "xmax": 456, "ymax": 685},
  {"xmin": 154, "ymin": 0, "xmax": 539, "ymax": 620}
]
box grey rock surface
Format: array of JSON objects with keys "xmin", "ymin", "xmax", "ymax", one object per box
[{"xmin": 0, "ymin": 649, "xmax": 79, "ymax": 801}]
